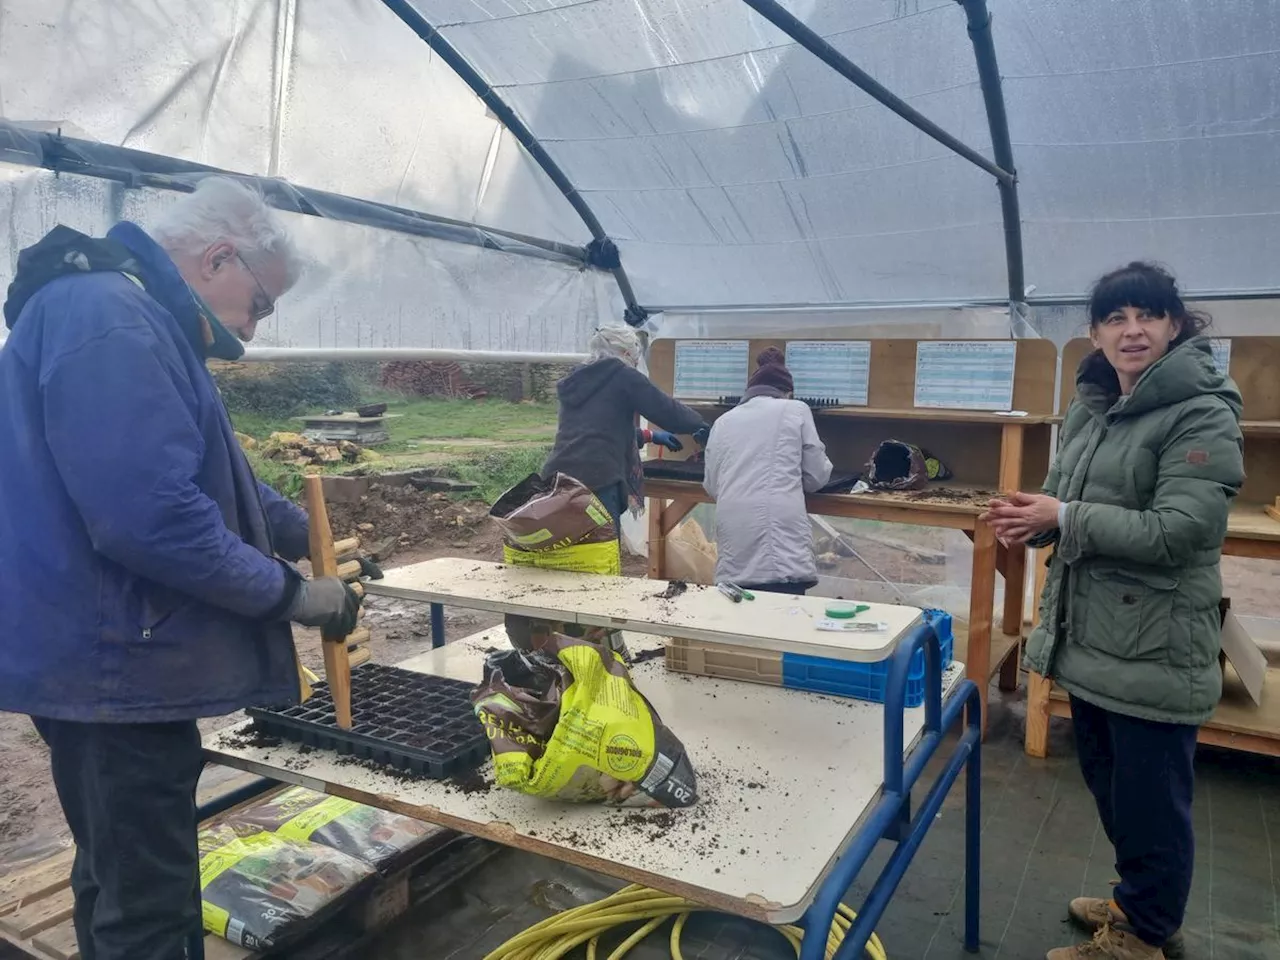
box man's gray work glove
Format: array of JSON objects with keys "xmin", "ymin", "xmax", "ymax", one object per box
[{"xmin": 289, "ymin": 576, "xmax": 361, "ymax": 637}]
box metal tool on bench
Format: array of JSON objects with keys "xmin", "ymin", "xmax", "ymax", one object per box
[{"xmin": 304, "ymin": 475, "xmax": 374, "ymax": 728}]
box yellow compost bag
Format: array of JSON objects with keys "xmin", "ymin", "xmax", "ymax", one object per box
[
  {"xmin": 198, "ymin": 821, "xmax": 374, "ymax": 950},
  {"xmin": 471, "ymin": 633, "xmax": 698, "ymax": 808},
  {"xmin": 502, "ymin": 539, "xmax": 621, "ymax": 576}
]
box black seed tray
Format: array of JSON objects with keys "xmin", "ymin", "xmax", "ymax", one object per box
[{"xmin": 246, "ymin": 664, "xmax": 488, "ymax": 779}]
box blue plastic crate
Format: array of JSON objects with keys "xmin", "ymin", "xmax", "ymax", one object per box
[{"xmin": 780, "ymin": 609, "xmax": 954, "ymax": 708}]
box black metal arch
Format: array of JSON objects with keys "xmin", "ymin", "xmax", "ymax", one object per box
[
  {"xmin": 0, "ymin": 120, "xmax": 589, "ymax": 267},
  {"xmin": 741, "ymin": 0, "xmax": 1027, "ymax": 311},
  {"xmin": 379, "ymin": 0, "xmax": 648, "ymax": 325}
]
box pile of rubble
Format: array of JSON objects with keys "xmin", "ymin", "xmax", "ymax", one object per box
[{"xmin": 239, "ymin": 432, "xmax": 381, "ymax": 468}]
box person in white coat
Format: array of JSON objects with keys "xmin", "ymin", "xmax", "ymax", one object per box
[{"xmin": 703, "ymin": 347, "xmax": 832, "ymax": 595}]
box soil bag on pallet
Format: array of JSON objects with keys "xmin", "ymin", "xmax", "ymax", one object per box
[
  {"xmin": 199, "ymin": 822, "xmax": 374, "ymax": 950},
  {"xmin": 225, "ymin": 786, "xmax": 438, "ymax": 873},
  {"xmin": 472, "ymin": 633, "xmax": 698, "ymax": 808}
]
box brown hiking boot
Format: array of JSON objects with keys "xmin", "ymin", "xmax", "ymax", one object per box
[
  {"xmin": 1068, "ymin": 898, "xmax": 1184, "ymax": 959},
  {"xmin": 1047, "ymin": 925, "xmax": 1165, "ymax": 960},
  {"xmin": 1048, "ymin": 907, "xmax": 1165, "ymax": 960}
]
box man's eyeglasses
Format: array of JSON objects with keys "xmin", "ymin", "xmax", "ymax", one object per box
[{"xmin": 234, "ymin": 252, "xmax": 275, "ymax": 322}]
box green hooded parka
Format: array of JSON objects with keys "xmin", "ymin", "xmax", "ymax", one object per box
[{"xmin": 1024, "ymin": 336, "xmax": 1245, "ymax": 725}]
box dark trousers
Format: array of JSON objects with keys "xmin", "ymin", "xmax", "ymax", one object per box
[
  {"xmin": 741, "ymin": 581, "xmax": 812, "ymax": 596},
  {"xmin": 1069, "ymin": 695, "xmax": 1197, "ymax": 947},
  {"xmin": 32, "ymin": 717, "xmax": 205, "ymax": 960}
]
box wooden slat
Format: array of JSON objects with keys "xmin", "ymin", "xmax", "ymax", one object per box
[
  {"xmin": 32, "ymin": 920, "xmax": 80, "ymax": 960},
  {"xmin": 0, "ymin": 885, "xmax": 75, "ymax": 939},
  {"xmin": 306, "ymin": 474, "xmax": 353, "ymax": 730},
  {"xmin": 0, "ymin": 851, "xmax": 74, "ymax": 917}
]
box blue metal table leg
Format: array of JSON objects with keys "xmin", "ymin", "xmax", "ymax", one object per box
[
  {"xmin": 965, "ymin": 696, "xmax": 982, "ymax": 953},
  {"xmin": 430, "ymin": 602, "xmax": 446, "ymax": 648},
  {"xmin": 796, "ymin": 620, "xmax": 983, "ymax": 959}
]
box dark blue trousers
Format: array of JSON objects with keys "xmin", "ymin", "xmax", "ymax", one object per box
[
  {"xmin": 1069, "ymin": 694, "xmax": 1198, "ymax": 947},
  {"xmin": 32, "ymin": 717, "xmax": 205, "ymax": 960}
]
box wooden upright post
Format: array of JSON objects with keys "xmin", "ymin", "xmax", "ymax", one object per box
[
  {"xmin": 1024, "ymin": 542, "xmax": 1055, "ymax": 758},
  {"xmin": 997, "ymin": 422, "xmax": 1027, "ymax": 690},
  {"xmin": 968, "ymin": 519, "xmax": 999, "ymax": 734},
  {"xmin": 305, "ymin": 475, "xmax": 354, "ymax": 729},
  {"xmin": 647, "ymin": 498, "xmax": 666, "ymax": 580}
]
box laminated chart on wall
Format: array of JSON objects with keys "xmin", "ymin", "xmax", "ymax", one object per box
[
  {"xmin": 1210, "ymin": 339, "xmax": 1231, "ymax": 376},
  {"xmin": 785, "ymin": 341, "xmax": 871, "ymax": 405},
  {"xmin": 672, "ymin": 340, "xmax": 749, "ymax": 400},
  {"xmin": 914, "ymin": 341, "xmax": 1017, "ymax": 411}
]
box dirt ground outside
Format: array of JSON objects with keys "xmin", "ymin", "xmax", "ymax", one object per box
[{"xmin": 2, "ymin": 477, "xmax": 1277, "ymax": 876}]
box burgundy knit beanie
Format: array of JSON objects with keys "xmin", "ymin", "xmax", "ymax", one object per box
[{"xmin": 745, "ymin": 346, "xmax": 794, "ymax": 395}]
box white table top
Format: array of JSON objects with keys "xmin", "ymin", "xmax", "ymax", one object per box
[
  {"xmin": 205, "ymin": 628, "xmax": 963, "ymax": 924},
  {"xmin": 366, "ymin": 558, "xmax": 923, "ymax": 663}
]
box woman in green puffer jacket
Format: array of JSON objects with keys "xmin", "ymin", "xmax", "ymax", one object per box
[{"xmin": 984, "ymin": 262, "xmax": 1244, "ymax": 960}]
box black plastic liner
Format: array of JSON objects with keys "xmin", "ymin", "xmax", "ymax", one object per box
[
  {"xmin": 247, "ymin": 664, "xmax": 488, "ymax": 778},
  {"xmin": 642, "ymin": 459, "xmax": 861, "ymax": 494}
]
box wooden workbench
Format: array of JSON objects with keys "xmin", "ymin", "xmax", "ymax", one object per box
[
  {"xmin": 645, "ymin": 336, "xmax": 1059, "ymax": 733},
  {"xmin": 1025, "ymin": 337, "xmax": 1280, "ymax": 757},
  {"xmin": 367, "ymin": 557, "xmax": 923, "ymax": 663},
  {"xmin": 205, "ymin": 627, "xmax": 963, "ymax": 925}
]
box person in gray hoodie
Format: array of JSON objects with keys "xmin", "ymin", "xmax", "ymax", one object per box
[{"xmin": 541, "ymin": 326, "xmax": 708, "ymax": 526}]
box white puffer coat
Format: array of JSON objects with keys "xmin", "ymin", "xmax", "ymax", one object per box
[{"xmin": 703, "ymin": 396, "xmax": 832, "ymax": 587}]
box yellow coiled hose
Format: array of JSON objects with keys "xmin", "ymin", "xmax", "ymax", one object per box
[{"xmin": 482, "ymin": 884, "xmax": 888, "ymax": 960}]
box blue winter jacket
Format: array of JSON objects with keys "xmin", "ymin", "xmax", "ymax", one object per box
[{"xmin": 0, "ymin": 222, "xmax": 309, "ymax": 722}]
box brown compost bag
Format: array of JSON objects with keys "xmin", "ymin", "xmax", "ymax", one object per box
[
  {"xmin": 489, "ymin": 472, "xmax": 616, "ymax": 552},
  {"xmin": 864, "ymin": 440, "xmax": 953, "ymax": 491}
]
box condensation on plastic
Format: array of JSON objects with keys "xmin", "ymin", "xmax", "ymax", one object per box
[{"xmin": 0, "ymin": 169, "xmax": 621, "ymax": 351}]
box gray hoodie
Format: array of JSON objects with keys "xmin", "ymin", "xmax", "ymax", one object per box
[{"xmin": 541, "ymin": 358, "xmax": 706, "ymax": 497}]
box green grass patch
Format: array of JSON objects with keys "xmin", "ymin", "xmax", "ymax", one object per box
[
  {"xmin": 378, "ymin": 397, "xmax": 557, "ymax": 452},
  {"xmin": 229, "ymin": 396, "xmax": 557, "ymax": 450},
  {"xmin": 447, "ymin": 446, "xmax": 552, "ymax": 505}
]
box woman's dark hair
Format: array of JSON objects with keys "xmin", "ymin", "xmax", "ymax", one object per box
[{"xmin": 1087, "ymin": 261, "xmax": 1211, "ymax": 346}]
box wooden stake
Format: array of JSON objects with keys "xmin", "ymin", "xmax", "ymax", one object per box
[{"xmin": 305, "ymin": 474, "xmax": 353, "ymax": 729}]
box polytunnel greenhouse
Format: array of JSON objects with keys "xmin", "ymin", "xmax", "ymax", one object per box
[
  {"xmin": 3, "ymin": 5, "xmax": 1280, "ymax": 960},
  {"xmin": 2, "ymin": 0, "xmax": 1276, "ymax": 353}
]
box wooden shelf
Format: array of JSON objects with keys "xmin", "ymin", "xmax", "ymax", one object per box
[
  {"xmin": 1048, "ymin": 664, "xmax": 1280, "ymax": 758},
  {"xmin": 644, "ymin": 477, "xmax": 997, "ymax": 530},
  {"xmin": 689, "ymin": 402, "xmax": 1054, "ymax": 426},
  {"xmin": 1241, "ymin": 420, "xmax": 1280, "ymax": 437},
  {"xmin": 1227, "ymin": 503, "xmax": 1280, "ymax": 543}
]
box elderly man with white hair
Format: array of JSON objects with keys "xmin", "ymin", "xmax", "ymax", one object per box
[{"xmin": 0, "ymin": 177, "xmax": 360, "ymax": 960}]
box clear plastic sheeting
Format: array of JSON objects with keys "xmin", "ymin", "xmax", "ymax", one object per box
[
  {"xmin": 0, "ymin": 0, "xmax": 587, "ymax": 244},
  {"xmin": 0, "ymin": 170, "xmax": 619, "ymax": 351},
  {"xmin": 408, "ymin": 0, "xmax": 1277, "ymax": 307},
  {"xmin": 2, "ymin": 0, "xmax": 1279, "ymax": 316}
]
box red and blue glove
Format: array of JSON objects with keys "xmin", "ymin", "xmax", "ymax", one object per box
[{"xmin": 638, "ymin": 428, "xmax": 683, "ymax": 452}]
